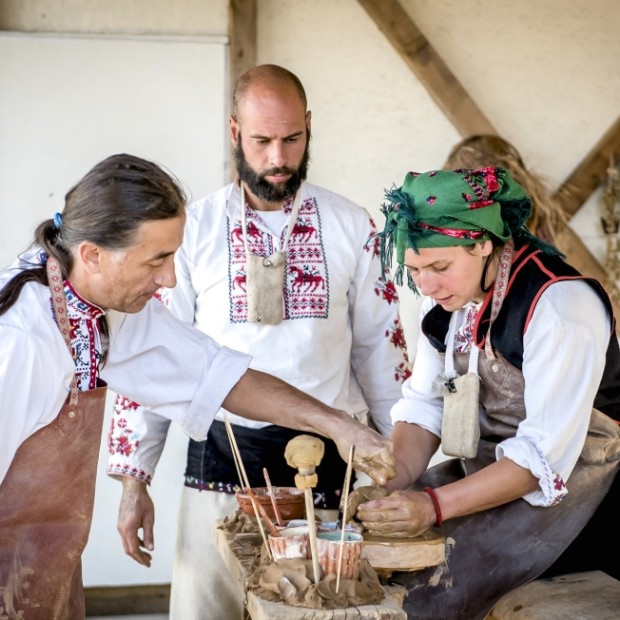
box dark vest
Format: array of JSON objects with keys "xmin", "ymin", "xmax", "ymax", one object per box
[{"xmin": 421, "ymin": 243, "xmax": 620, "ymax": 421}]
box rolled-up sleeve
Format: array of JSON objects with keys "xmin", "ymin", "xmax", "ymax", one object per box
[
  {"xmin": 497, "ymin": 280, "xmax": 611, "ymax": 506},
  {"xmin": 102, "ymin": 299, "xmax": 252, "ymax": 441}
]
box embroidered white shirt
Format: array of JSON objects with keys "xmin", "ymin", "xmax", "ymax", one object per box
[
  {"xmin": 107, "ymin": 181, "xmax": 411, "ymax": 483},
  {"xmin": 0, "ymin": 268, "xmax": 251, "ymax": 485},
  {"xmin": 391, "ymin": 281, "xmax": 611, "ymax": 507}
]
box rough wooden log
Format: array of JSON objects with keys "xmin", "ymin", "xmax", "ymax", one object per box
[{"xmin": 487, "ymin": 571, "xmax": 620, "ymax": 620}]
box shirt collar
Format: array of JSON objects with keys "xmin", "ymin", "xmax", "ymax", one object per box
[{"xmin": 64, "ymin": 280, "xmax": 105, "ymax": 322}]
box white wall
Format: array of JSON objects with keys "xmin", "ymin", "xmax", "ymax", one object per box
[
  {"xmin": 1, "ymin": 0, "xmax": 619, "ymax": 588},
  {"xmin": 0, "ymin": 30, "xmax": 229, "ymax": 587},
  {"xmin": 256, "ymin": 0, "xmax": 620, "ymax": 351}
]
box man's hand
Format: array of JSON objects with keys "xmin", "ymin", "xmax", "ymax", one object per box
[
  {"xmin": 356, "ymin": 489, "xmax": 436, "ymax": 538},
  {"xmin": 333, "ymin": 423, "xmax": 395, "ymax": 486},
  {"xmin": 117, "ymin": 477, "xmax": 155, "ymax": 567}
]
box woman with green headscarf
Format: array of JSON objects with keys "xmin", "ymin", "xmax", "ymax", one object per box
[{"xmin": 351, "ymin": 167, "xmax": 620, "ymax": 620}]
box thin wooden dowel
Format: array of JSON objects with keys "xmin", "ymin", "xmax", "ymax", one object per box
[
  {"xmin": 304, "ymin": 489, "xmax": 321, "ymax": 584},
  {"xmin": 336, "ymin": 444, "xmax": 355, "ymax": 593},
  {"xmin": 263, "ymin": 467, "xmax": 284, "ymax": 527},
  {"xmin": 223, "ymin": 415, "xmax": 276, "ymax": 553}
]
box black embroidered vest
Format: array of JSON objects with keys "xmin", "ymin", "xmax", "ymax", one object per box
[{"xmin": 421, "ymin": 243, "xmax": 620, "ymax": 421}]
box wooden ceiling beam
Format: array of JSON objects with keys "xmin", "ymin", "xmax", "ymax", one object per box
[
  {"xmin": 227, "ymin": 0, "xmax": 257, "ymax": 180},
  {"xmin": 357, "ymin": 0, "xmax": 496, "ymax": 137},
  {"xmin": 553, "ymin": 116, "xmax": 620, "ymax": 217},
  {"xmin": 228, "ymin": 0, "xmax": 257, "ymax": 88}
]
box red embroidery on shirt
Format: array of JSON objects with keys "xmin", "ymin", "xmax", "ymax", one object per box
[{"xmin": 229, "ymin": 197, "xmax": 330, "ymax": 322}]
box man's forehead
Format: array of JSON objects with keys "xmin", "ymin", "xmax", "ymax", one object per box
[
  {"xmin": 129, "ymin": 215, "xmax": 184, "ymax": 248},
  {"xmin": 238, "ymin": 83, "xmax": 305, "ymax": 114}
]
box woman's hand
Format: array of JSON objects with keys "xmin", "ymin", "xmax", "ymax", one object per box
[{"xmin": 356, "ymin": 489, "xmax": 437, "ymax": 538}]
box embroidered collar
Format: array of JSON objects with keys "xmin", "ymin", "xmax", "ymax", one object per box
[
  {"xmin": 64, "ymin": 280, "xmax": 105, "ymax": 322},
  {"xmin": 62, "ymin": 280, "xmax": 105, "ymax": 392}
]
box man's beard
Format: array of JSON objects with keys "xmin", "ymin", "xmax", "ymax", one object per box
[{"xmin": 234, "ymin": 131, "xmax": 311, "ymax": 203}]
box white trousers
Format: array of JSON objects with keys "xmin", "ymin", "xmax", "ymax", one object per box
[
  {"xmin": 168, "ymin": 487, "xmax": 340, "ymax": 620},
  {"xmin": 169, "ymin": 488, "xmax": 242, "ymax": 620}
]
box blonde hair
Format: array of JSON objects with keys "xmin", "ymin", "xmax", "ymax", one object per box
[{"xmin": 443, "ymin": 134, "xmax": 567, "ymax": 243}]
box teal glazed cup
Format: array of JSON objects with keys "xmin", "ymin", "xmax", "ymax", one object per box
[{"xmin": 316, "ymin": 531, "xmax": 363, "ymax": 580}]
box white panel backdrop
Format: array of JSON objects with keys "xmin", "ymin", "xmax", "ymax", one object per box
[{"xmin": 0, "ymin": 32, "xmax": 227, "ymax": 586}]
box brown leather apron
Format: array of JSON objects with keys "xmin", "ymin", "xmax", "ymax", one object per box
[
  {"xmin": 395, "ymin": 349, "xmax": 620, "ymax": 620},
  {"xmin": 0, "ymin": 258, "xmax": 107, "ymax": 619}
]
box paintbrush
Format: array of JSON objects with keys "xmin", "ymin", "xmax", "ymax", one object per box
[
  {"xmin": 263, "ymin": 467, "xmax": 284, "ymax": 527},
  {"xmin": 223, "ymin": 415, "xmax": 279, "ymax": 549}
]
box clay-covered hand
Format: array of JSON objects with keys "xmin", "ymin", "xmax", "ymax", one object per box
[
  {"xmin": 334, "ymin": 427, "xmax": 395, "ymax": 486},
  {"xmin": 117, "ymin": 477, "xmax": 155, "ymax": 567},
  {"xmin": 343, "ymin": 485, "xmax": 388, "ymax": 523},
  {"xmin": 356, "ymin": 489, "xmax": 436, "ymax": 538}
]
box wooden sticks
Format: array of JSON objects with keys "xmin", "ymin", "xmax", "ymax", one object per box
[
  {"xmin": 263, "ymin": 467, "xmax": 284, "ymax": 527},
  {"xmin": 223, "ymin": 415, "xmax": 278, "ymax": 554},
  {"xmin": 336, "ymin": 444, "xmax": 355, "ymax": 593}
]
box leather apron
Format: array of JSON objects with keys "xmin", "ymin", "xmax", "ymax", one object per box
[
  {"xmin": 395, "ymin": 350, "xmax": 620, "ymax": 620},
  {"xmin": 0, "ymin": 259, "xmax": 107, "ymax": 619}
]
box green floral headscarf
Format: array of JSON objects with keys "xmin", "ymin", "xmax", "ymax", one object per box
[{"xmin": 377, "ymin": 167, "xmax": 562, "ymax": 292}]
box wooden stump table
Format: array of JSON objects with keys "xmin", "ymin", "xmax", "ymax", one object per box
[
  {"xmin": 215, "ymin": 519, "xmax": 446, "ymax": 620},
  {"xmin": 486, "ymin": 571, "xmax": 620, "ymax": 620}
]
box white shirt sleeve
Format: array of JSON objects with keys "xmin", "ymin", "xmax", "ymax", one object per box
[
  {"xmin": 497, "ymin": 280, "xmax": 611, "ymax": 506},
  {"xmin": 390, "ymin": 296, "xmax": 444, "ymax": 436},
  {"xmin": 107, "ymin": 396, "xmax": 173, "ymax": 483},
  {"xmin": 390, "ymin": 283, "xmax": 612, "ymax": 508},
  {"xmin": 348, "ymin": 215, "xmax": 411, "ymax": 437},
  {"xmin": 102, "ymin": 299, "xmax": 251, "ymax": 441},
  {"xmin": 107, "ymin": 228, "xmax": 204, "ymax": 482}
]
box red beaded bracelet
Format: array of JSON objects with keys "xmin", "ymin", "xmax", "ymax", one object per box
[{"xmin": 423, "ymin": 486, "xmax": 443, "ymax": 527}]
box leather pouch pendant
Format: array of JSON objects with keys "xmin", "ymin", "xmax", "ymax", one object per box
[
  {"xmin": 441, "ymin": 372, "xmax": 481, "ymax": 458},
  {"xmin": 246, "ymin": 251, "xmax": 286, "ymax": 325},
  {"xmin": 439, "ymin": 307, "xmax": 481, "ymax": 459}
]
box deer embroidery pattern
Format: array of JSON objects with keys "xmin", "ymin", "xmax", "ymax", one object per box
[{"xmin": 228, "ymin": 196, "xmax": 330, "ymax": 322}]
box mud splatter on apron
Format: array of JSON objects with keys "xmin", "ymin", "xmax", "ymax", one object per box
[
  {"xmin": 393, "ymin": 349, "xmax": 620, "ymax": 620},
  {"xmin": 0, "ymin": 258, "xmax": 107, "ymax": 619}
]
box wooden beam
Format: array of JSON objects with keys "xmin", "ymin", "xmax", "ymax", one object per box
[
  {"xmin": 228, "ymin": 0, "xmax": 257, "ymax": 87},
  {"xmin": 550, "ymin": 118, "xmax": 620, "ymax": 321},
  {"xmin": 227, "ymin": 0, "xmax": 257, "ymax": 181},
  {"xmin": 357, "ymin": 0, "xmax": 496, "ymax": 137},
  {"xmin": 553, "ymin": 116, "xmax": 620, "ymax": 217}
]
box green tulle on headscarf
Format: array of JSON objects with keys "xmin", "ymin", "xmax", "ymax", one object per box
[{"xmin": 377, "ymin": 167, "xmax": 563, "ymax": 293}]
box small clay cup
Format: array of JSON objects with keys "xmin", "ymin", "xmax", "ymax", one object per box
[
  {"xmin": 268, "ymin": 525, "xmax": 310, "ymax": 561},
  {"xmin": 316, "ymin": 531, "xmax": 363, "ymax": 580},
  {"xmin": 317, "ymin": 521, "xmax": 363, "ymax": 535}
]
